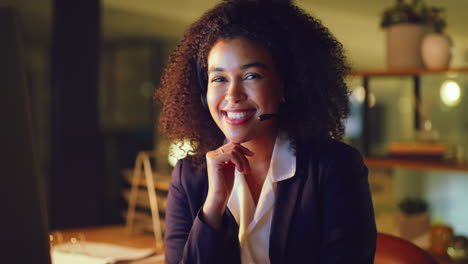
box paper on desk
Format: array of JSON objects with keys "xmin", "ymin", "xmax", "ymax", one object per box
[
  {"xmin": 51, "ymin": 242, "xmax": 157, "ymax": 264},
  {"xmin": 52, "ymin": 251, "xmax": 109, "ymax": 264}
]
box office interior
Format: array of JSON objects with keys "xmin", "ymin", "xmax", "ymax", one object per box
[{"xmin": 4, "ymin": 0, "xmax": 468, "ymax": 253}]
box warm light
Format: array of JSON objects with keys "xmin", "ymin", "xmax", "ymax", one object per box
[
  {"xmin": 168, "ymin": 139, "xmax": 194, "ymax": 167},
  {"xmin": 351, "ymin": 86, "xmax": 376, "ymax": 107},
  {"xmin": 352, "ymin": 86, "xmax": 366, "ymax": 104},
  {"xmin": 440, "ymin": 80, "xmax": 462, "ymax": 107}
]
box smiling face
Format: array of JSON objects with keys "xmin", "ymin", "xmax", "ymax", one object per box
[{"xmin": 206, "ymin": 37, "xmax": 283, "ymax": 144}]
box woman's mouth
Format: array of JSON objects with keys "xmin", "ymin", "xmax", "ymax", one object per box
[{"xmin": 222, "ymin": 109, "xmax": 256, "ymax": 125}]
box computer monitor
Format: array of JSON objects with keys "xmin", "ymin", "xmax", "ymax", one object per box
[{"xmin": 0, "ymin": 7, "xmax": 51, "ymax": 263}]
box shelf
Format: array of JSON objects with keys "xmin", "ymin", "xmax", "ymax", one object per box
[
  {"xmin": 349, "ymin": 67, "xmax": 468, "ymax": 77},
  {"xmin": 365, "ymin": 158, "xmax": 468, "ymax": 173}
]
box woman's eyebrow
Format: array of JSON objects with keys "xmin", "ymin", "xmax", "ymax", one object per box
[
  {"xmin": 207, "ymin": 62, "xmax": 268, "ymax": 74},
  {"xmin": 208, "ymin": 67, "xmax": 225, "ymax": 74},
  {"xmin": 240, "ymin": 62, "xmax": 268, "ymax": 70}
]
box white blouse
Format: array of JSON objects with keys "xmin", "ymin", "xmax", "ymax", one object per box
[{"xmin": 227, "ymin": 134, "xmax": 296, "ymax": 264}]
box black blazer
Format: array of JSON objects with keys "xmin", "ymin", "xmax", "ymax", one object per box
[{"xmin": 164, "ymin": 140, "xmax": 376, "ymax": 264}]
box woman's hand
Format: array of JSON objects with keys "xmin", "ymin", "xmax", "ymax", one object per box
[{"xmin": 202, "ymin": 143, "xmax": 254, "ymax": 229}]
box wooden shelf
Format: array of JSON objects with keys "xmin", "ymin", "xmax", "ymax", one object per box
[
  {"xmin": 365, "ymin": 157, "xmax": 468, "ymax": 173},
  {"xmin": 349, "ymin": 67, "xmax": 468, "ymax": 77}
]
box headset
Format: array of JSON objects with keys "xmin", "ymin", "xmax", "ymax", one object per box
[{"xmin": 196, "ymin": 62, "xmax": 209, "ymax": 109}]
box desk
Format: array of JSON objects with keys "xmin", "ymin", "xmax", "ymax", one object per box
[
  {"xmin": 55, "ymin": 225, "xmax": 164, "ymax": 264},
  {"xmin": 56, "ymin": 225, "xmax": 466, "ymax": 264}
]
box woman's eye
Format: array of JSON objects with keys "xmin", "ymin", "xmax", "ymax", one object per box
[
  {"xmin": 211, "ymin": 76, "xmax": 226, "ymax": 82},
  {"xmin": 244, "ymin": 73, "xmax": 261, "ymax": 80}
]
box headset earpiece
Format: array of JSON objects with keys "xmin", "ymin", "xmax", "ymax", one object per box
[{"xmin": 196, "ymin": 62, "xmax": 208, "ymax": 109}]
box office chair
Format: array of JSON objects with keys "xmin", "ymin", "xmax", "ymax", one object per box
[{"xmin": 375, "ymin": 233, "xmax": 438, "ymax": 264}]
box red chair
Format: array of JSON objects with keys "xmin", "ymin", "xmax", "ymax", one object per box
[{"xmin": 375, "ymin": 233, "xmax": 438, "ymax": 264}]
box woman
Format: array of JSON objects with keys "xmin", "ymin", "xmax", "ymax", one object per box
[{"xmin": 157, "ymin": 0, "xmax": 376, "ymax": 263}]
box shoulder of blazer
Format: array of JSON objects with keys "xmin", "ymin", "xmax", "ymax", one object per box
[
  {"xmin": 317, "ymin": 140, "xmax": 364, "ymax": 166},
  {"xmin": 300, "ymin": 140, "xmax": 365, "ymax": 186},
  {"xmin": 173, "ymin": 158, "xmax": 209, "ymax": 196},
  {"xmin": 297, "ymin": 140, "xmax": 363, "ymax": 168}
]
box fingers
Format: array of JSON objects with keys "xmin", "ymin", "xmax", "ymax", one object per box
[
  {"xmin": 208, "ymin": 143, "xmax": 253, "ymax": 174},
  {"xmin": 223, "ymin": 143, "xmax": 253, "ymax": 173},
  {"xmin": 232, "ymin": 149, "xmax": 251, "ymax": 174},
  {"xmin": 229, "ymin": 150, "xmax": 244, "ymax": 173},
  {"xmin": 204, "ymin": 143, "xmax": 252, "ymax": 207},
  {"xmin": 233, "ymin": 144, "xmax": 254, "ymax": 157}
]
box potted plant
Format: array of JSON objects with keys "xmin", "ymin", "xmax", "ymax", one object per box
[
  {"xmin": 381, "ymin": 0, "xmax": 426, "ymax": 28},
  {"xmin": 380, "ymin": 0, "xmax": 428, "ymax": 69},
  {"xmin": 395, "ymin": 198, "xmax": 431, "ymax": 241}
]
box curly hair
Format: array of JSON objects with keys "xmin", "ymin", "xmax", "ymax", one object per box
[{"xmin": 156, "ymin": 0, "xmax": 351, "ymax": 166}]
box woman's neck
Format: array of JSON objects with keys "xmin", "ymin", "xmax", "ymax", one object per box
[
  {"xmin": 242, "ymin": 129, "xmax": 278, "ymax": 169},
  {"xmin": 240, "ymin": 129, "xmax": 278, "ymax": 206}
]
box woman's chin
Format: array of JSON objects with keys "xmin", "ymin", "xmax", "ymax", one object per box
[
  {"xmin": 224, "ymin": 133, "xmax": 254, "ymax": 144},
  {"xmin": 226, "ymin": 137, "xmax": 248, "ymax": 144}
]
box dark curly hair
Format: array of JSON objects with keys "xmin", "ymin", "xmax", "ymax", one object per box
[{"xmin": 156, "ymin": 0, "xmax": 350, "ymax": 166}]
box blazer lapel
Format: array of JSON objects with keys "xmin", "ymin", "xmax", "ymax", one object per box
[{"xmin": 269, "ymin": 164, "xmax": 305, "ymax": 264}]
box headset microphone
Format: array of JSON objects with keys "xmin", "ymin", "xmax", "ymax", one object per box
[{"xmin": 258, "ymin": 114, "xmax": 278, "ymax": 121}]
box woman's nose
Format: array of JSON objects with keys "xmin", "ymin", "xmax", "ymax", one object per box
[{"xmin": 225, "ymin": 81, "xmax": 247, "ymax": 103}]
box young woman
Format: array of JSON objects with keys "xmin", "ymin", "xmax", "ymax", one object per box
[{"xmin": 157, "ymin": 1, "xmax": 376, "ymax": 263}]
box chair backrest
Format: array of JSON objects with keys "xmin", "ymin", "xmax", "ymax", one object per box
[{"xmin": 375, "ymin": 233, "xmax": 438, "ymax": 264}]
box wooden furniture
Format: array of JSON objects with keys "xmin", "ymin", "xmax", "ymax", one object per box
[
  {"xmin": 365, "ymin": 157, "xmax": 468, "ymax": 173},
  {"xmin": 126, "ymin": 151, "xmax": 164, "ymax": 252},
  {"xmin": 56, "ymin": 226, "xmax": 466, "ymax": 263},
  {"xmin": 351, "ymin": 69, "xmax": 468, "ymax": 264},
  {"xmin": 375, "ymin": 233, "xmax": 438, "ymax": 264},
  {"xmin": 348, "ymin": 68, "xmax": 468, "ymax": 171},
  {"xmin": 54, "ymin": 225, "xmax": 164, "ymax": 264}
]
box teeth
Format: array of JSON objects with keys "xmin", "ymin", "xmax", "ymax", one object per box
[{"xmin": 226, "ymin": 111, "xmax": 252, "ymax": 119}]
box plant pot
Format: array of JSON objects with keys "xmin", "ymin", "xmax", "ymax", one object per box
[
  {"xmin": 421, "ymin": 33, "xmax": 451, "ymax": 70},
  {"xmin": 386, "ymin": 23, "xmax": 426, "ymax": 69},
  {"xmin": 430, "ymin": 225, "xmax": 454, "ymax": 256},
  {"xmin": 395, "ymin": 212, "xmax": 431, "ymax": 241}
]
